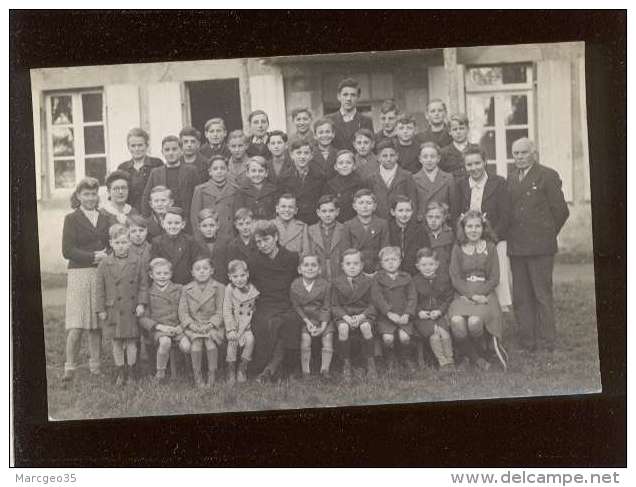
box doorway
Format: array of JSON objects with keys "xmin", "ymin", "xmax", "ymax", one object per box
[{"xmin": 187, "ymin": 79, "xmax": 242, "ymax": 137}]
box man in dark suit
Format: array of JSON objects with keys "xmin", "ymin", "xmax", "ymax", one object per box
[
  {"xmin": 507, "ymin": 138, "xmax": 569, "ymax": 352},
  {"xmin": 327, "ymin": 77, "xmax": 374, "ymax": 151}
]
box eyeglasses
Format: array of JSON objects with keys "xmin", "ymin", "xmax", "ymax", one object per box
[{"xmin": 110, "ymin": 186, "xmax": 128, "ymax": 192}]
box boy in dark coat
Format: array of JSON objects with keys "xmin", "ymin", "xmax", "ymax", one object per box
[
  {"xmin": 312, "ymin": 117, "xmax": 339, "ymax": 179},
  {"xmin": 151, "ymin": 207, "xmax": 205, "ymax": 285},
  {"xmin": 232, "ymin": 156, "xmax": 278, "ymax": 221},
  {"xmin": 278, "ymin": 139, "xmax": 326, "ymax": 225},
  {"xmin": 331, "ymin": 249, "xmax": 378, "ymax": 382},
  {"xmin": 327, "ymin": 77, "xmax": 374, "ymax": 151},
  {"xmin": 365, "ymin": 139, "xmax": 418, "ymax": 220},
  {"xmin": 388, "ymin": 195, "xmax": 431, "ymax": 275},
  {"xmin": 371, "ymin": 246, "xmax": 417, "ymax": 371},
  {"xmin": 290, "ymin": 254, "xmax": 334, "ymax": 379},
  {"xmin": 412, "ymin": 248, "xmax": 455, "ymax": 369},
  {"xmin": 141, "ymin": 136, "xmax": 200, "ymax": 228},
  {"xmin": 342, "ymin": 189, "xmax": 390, "ymax": 275},
  {"xmin": 324, "ymin": 149, "xmax": 366, "ymax": 223}
]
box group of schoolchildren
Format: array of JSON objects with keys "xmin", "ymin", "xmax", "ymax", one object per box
[{"xmin": 61, "ymin": 77, "xmax": 514, "ymax": 390}]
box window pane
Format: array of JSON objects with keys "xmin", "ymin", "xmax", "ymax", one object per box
[
  {"xmin": 467, "ymin": 95, "xmax": 495, "ymax": 147},
  {"xmin": 502, "ymin": 64, "xmax": 527, "ymax": 84},
  {"xmin": 467, "ymin": 64, "xmax": 527, "ymax": 87},
  {"xmin": 468, "ymin": 67, "xmax": 502, "ymax": 87},
  {"xmin": 52, "ymin": 127, "xmax": 74, "ymax": 156},
  {"xmin": 84, "ymin": 125, "xmax": 105, "ymax": 154},
  {"xmin": 51, "ymin": 95, "xmax": 73, "ymax": 125},
  {"xmin": 504, "ymin": 95, "xmax": 528, "ymax": 126},
  {"xmin": 85, "ymin": 157, "xmax": 107, "ymax": 185},
  {"xmin": 82, "ymin": 93, "xmax": 103, "ymax": 122},
  {"xmin": 54, "ymin": 160, "xmax": 76, "ymax": 188},
  {"xmin": 506, "ymin": 128, "xmax": 529, "ymax": 159},
  {"xmin": 479, "ymin": 130, "xmax": 497, "ymax": 161}
]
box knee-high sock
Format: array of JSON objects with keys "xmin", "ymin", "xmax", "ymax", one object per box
[
  {"xmin": 126, "ymin": 340, "xmax": 138, "ymax": 366},
  {"xmin": 363, "ymin": 336, "xmax": 375, "ymax": 359},
  {"xmin": 267, "ymin": 338, "xmax": 284, "ymax": 373},
  {"xmin": 338, "ymin": 338, "xmax": 351, "ymax": 361},
  {"xmin": 429, "ymin": 334, "xmax": 446, "ymax": 365},
  {"xmin": 206, "ymin": 348, "xmax": 218, "ymax": 373},
  {"xmin": 321, "ymin": 348, "xmax": 333, "ymax": 372},
  {"xmin": 301, "ymin": 346, "xmax": 311, "ymax": 374},
  {"xmin": 441, "ymin": 334, "xmax": 454, "ymax": 363},
  {"xmin": 191, "ymin": 349, "xmax": 203, "ymax": 373}
]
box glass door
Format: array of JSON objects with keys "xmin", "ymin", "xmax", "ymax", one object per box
[{"xmin": 464, "ymin": 64, "xmax": 534, "ymax": 178}]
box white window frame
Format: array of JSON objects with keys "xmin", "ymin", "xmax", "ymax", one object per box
[
  {"xmin": 44, "ymin": 89, "xmax": 108, "ymax": 195},
  {"xmin": 465, "ymin": 65, "xmax": 535, "ymax": 178}
]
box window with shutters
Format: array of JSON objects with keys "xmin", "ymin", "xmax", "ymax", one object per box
[
  {"xmin": 45, "ymin": 90, "xmax": 108, "ymax": 192},
  {"xmin": 465, "ymin": 64, "xmax": 534, "ymax": 178}
]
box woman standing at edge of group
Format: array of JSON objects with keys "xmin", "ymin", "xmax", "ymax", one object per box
[{"xmin": 61, "ymin": 177, "xmax": 111, "ymax": 383}]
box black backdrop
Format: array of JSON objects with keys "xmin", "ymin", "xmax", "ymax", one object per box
[{"xmin": 10, "ymin": 10, "xmax": 626, "ymax": 467}]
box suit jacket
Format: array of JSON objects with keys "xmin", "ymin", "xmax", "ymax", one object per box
[
  {"xmin": 325, "ymin": 172, "xmax": 367, "ymax": 223},
  {"xmin": 365, "ymin": 167, "xmax": 418, "ymax": 220},
  {"xmin": 439, "ymin": 143, "xmax": 477, "ymax": 179},
  {"xmin": 290, "ymin": 277, "xmax": 331, "ymax": 323},
  {"xmin": 141, "ymin": 163, "xmax": 201, "ymax": 220},
  {"xmin": 214, "ymin": 236, "xmax": 257, "ymax": 285},
  {"xmin": 342, "ymin": 216, "xmax": 390, "ymax": 274},
  {"xmin": 129, "ymin": 240, "xmax": 152, "ymax": 271},
  {"xmin": 427, "ymin": 227, "xmax": 455, "ymax": 273},
  {"xmin": 62, "ymin": 209, "xmax": 110, "ymax": 269},
  {"xmin": 311, "ymin": 145, "xmax": 338, "ymax": 179},
  {"xmin": 181, "ymin": 153, "xmax": 212, "ymax": 184},
  {"xmin": 151, "ymin": 233, "xmax": 206, "ymax": 285},
  {"xmin": 190, "ymin": 179, "xmax": 238, "ymax": 242},
  {"xmin": 506, "ymin": 163, "xmax": 569, "ymax": 256},
  {"xmin": 178, "ymin": 279, "xmax": 225, "ymax": 343},
  {"xmin": 419, "ymin": 127, "xmax": 452, "ymax": 148},
  {"xmin": 331, "ymin": 274, "xmax": 376, "ymax": 320},
  {"xmin": 199, "ymin": 142, "xmax": 231, "ymax": 161},
  {"xmin": 272, "ymin": 218, "xmax": 309, "ymax": 255},
  {"xmin": 146, "ymin": 212, "xmax": 164, "ymax": 241},
  {"xmin": 232, "ymin": 181, "xmax": 278, "ymax": 221},
  {"xmin": 388, "ymin": 219, "xmax": 431, "ymax": 275},
  {"xmin": 455, "ymin": 174, "xmax": 511, "ymax": 242},
  {"xmin": 328, "ymin": 111, "xmax": 374, "ymax": 151},
  {"xmin": 307, "ymin": 222, "xmax": 347, "ymax": 281},
  {"xmin": 138, "ymin": 282, "xmax": 183, "ymax": 333},
  {"xmin": 396, "ymin": 141, "xmax": 422, "ymax": 174},
  {"xmin": 96, "ymin": 252, "xmax": 149, "ymax": 337},
  {"xmin": 197, "ymin": 234, "xmax": 232, "ymax": 284},
  {"xmin": 371, "ymin": 270, "xmax": 417, "ymax": 318},
  {"xmin": 118, "ymin": 156, "xmax": 164, "ymax": 212},
  {"xmin": 413, "ymin": 168, "xmax": 456, "ymax": 222},
  {"xmin": 412, "ymin": 272, "xmax": 454, "ymax": 314},
  {"xmin": 277, "ymin": 165, "xmax": 326, "ymax": 225},
  {"xmin": 355, "ymin": 153, "xmax": 379, "ymax": 181},
  {"xmin": 266, "ymin": 153, "xmax": 295, "ymax": 187}
]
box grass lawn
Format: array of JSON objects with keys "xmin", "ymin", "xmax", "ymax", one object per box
[{"xmin": 43, "ymin": 265, "xmax": 601, "ymax": 420}]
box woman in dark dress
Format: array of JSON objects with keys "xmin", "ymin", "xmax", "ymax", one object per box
[{"xmin": 247, "ymin": 220, "xmax": 302, "ymax": 382}]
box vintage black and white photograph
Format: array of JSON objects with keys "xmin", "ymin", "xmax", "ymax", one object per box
[{"xmin": 32, "ymin": 40, "xmax": 600, "ymax": 421}]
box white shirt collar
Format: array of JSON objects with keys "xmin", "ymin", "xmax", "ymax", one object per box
[{"xmin": 469, "ymin": 172, "xmax": 488, "ymax": 189}]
